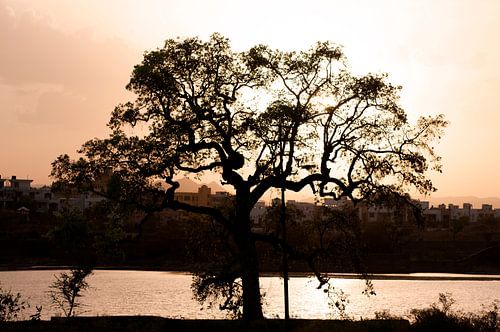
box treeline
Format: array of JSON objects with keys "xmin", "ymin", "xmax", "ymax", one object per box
[{"xmin": 1, "ymin": 207, "xmax": 499, "ymax": 274}]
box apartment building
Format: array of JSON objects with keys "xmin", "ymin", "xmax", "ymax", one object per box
[
  {"xmin": 420, "ymin": 202, "xmax": 498, "ymax": 228},
  {"xmin": 0, "ymin": 174, "xmax": 107, "ymax": 213},
  {"xmin": 0, "ymin": 175, "xmax": 33, "ymax": 209}
]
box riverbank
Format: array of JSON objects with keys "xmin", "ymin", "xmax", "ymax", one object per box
[
  {"xmin": 2, "ymin": 264, "xmax": 500, "ymax": 281},
  {"xmin": 1, "ymin": 317, "xmax": 410, "ymax": 332}
]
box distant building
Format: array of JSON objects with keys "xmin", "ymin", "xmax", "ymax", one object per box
[
  {"xmin": 323, "ymin": 196, "xmax": 350, "ymax": 208},
  {"xmin": 286, "ymin": 200, "xmax": 317, "ymax": 221},
  {"xmin": 0, "ymin": 175, "xmax": 33, "ymax": 209},
  {"xmin": 357, "ymin": 202, "xmax": 413, "ymax": 226},
  {"xmin": 4, "ymin": 173, "xmax": 499, "ymax": 229},
  {"xmin": 419, "ymin": 201, "xmax": 499, "ymax": 228},
  {"xmin": 250, "ymin": 201, "xmax": 267, "ymax": 226},
  {"xmin": 419, "ymin": 201, "xmax": 430, "ymax": 210},
  {"xmin": 163, "ymin": 185, "xmax": 233, "ymax": 221},
  {"xmin": 0, "ymin": 174, "xmax": 110, "ymax": 214},
  {"xmin": 30, "ymin": 185, "xmax": 58, "ymax": 213}
]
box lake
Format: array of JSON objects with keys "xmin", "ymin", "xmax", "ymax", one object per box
[{"xmin": 1, "ymin": 270, "xmax": 499, "ymax": 320}]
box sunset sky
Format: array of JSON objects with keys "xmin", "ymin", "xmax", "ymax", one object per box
[{"xmin": 1, "ymin": 0, "xmax": 499, "ymax": 201}]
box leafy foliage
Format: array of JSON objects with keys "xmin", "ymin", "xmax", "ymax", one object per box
[
  {"xmin": 409, "ymin": 293, "xmax": 499, "ymax": 332},
  {"xmin": 324, "ymin": 282, "xmax": 350, "ymax": 320},
  {"xmin": 29, "ymin": 305, "xmax": 42, "ymax": 321},
  {"xmin": 192, "ymin": 272, "xmax": 244, "ymax": 319},
  {"xmin": 0, "ymin": 284, "xmax": 27, "ymax": 322},
  {"xmin": 52, "ymin": 33, "xmax": 446, "ymax": 209},
  {"xmin": 187, "ymin": 218, "xmax": 244, "ymax": 318}
]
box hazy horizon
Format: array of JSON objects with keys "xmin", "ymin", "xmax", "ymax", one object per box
[{"xmin": 1, "ymin": 0, "xmax": 499, "ymax": 200}]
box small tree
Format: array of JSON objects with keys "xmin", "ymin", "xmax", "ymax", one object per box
[{"xmin": 49, "ymin": 268, "xmax": 92, "ymax": 317}]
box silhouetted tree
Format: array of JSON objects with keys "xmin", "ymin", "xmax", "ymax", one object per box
[
  {"xmin": 49, "ymin": 268, "xmax": 92, "ymax": 317},
  {"xmin": 51, "ymin": 33, "xmax": 447, "ymax": 320}
]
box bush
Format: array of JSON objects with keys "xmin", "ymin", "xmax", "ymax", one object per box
[
  {"xmin": 409, "ymin": 293, "xmax": 499, "ymax": 332},
  {"xmin": 0, "ymin": 284, "xmax": 27, "ymax": 321},
  {"xmin": 469, "ymin": 301, "xmax": 499, "ymax": 332}
]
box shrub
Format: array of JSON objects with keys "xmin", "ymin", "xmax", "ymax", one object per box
[
  {"xmin": 469, "ymin": 301, "xmax": 499, "ymax": 332},
  {"xmin": 409, "ymin": 293, "xmax": 499, "ymax": 332},
  {"xmin": 0, "ymin": 284, "xmax": 27, "ymax": 321}
]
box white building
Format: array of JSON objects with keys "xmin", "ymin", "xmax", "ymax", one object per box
[{"xmin": 419, "ymin": 201, "xmax": 498, "ymax": 227}]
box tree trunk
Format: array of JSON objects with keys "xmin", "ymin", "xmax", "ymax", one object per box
[
  {"xmin": 236, "ymin": 209, "xmax": 264, "ymax": 321},
  {"xmin": 240, "ymin": 236, "xmax": 264, "ymax": 320}
]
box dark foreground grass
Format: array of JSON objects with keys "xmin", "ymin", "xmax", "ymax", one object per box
[
  {"xmin": 2, "ymin": 294, "xmax": 498, "ymax": 331},
  {"xmin": 1, "ymin": 317, "xmax": 409, "ymax": 332},
  {"xmin": 374, "ymin": 293, "xmax": 499, "ymax": 332}
]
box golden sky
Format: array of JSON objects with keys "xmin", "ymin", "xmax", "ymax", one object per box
[{"xmin": 1, "ymin": 0, "xmax": 499, "ymax": 200}]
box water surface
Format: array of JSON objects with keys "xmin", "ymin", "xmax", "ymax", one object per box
[{"xmin": 1, "ymin": 270, "xmax": 499, "ymax": 320}]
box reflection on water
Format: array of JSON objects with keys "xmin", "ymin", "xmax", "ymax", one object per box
[{"xmin": 1, "ymin": 270, "xmax": 499, "ymax": 320}]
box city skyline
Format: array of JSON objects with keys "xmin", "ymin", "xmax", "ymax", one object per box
[
  {"xmin": 1, "ymin": 0, "xmax": 499, "ymax": 199},
  {"xmin": 3, "ymin": 173, "xmax": 499, "ymax": 208}
]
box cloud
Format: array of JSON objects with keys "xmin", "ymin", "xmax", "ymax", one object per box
[
  {"xmin": 16, "ymin": 90, "xmax": 85, "ymax": 124},
  {"xmin": 0, "ymin": 2, "xmax": 138, "ymax": 125},
  {"xmin": 0, "ymin": 1, "xmax": 141, "ymax": 184}
]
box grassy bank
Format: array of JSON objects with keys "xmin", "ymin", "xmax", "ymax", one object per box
[
  {"xmin": 1, "ymin": 294, "xmax": 498, "ymax": 331},
  {"xmin": 1, "ymin": 317, "xmax": 410, "ymax": 332}
]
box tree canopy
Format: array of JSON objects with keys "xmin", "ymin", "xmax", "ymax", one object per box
[{"xmin": 52, "ymin": 33, "xmax": 447, "ymax": 320}]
